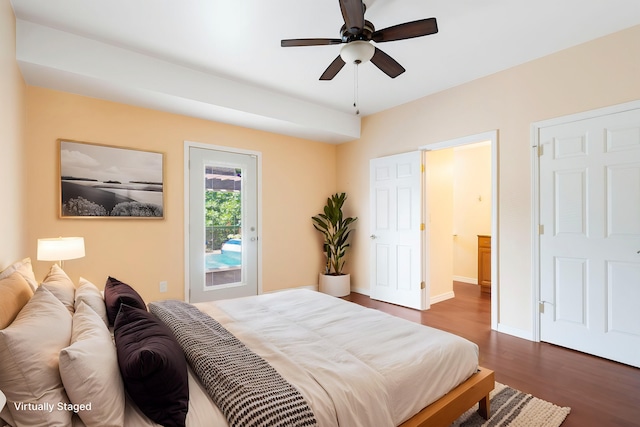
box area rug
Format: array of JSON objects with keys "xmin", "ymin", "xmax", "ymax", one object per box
[{"xmin": 452, "ymin": 382, "xmax": 571, "ymax": 427}]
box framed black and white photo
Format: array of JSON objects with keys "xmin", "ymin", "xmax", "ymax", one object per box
[{"xmin": 59, "ymin": 139, "xmax": 164, "ymax": 218}]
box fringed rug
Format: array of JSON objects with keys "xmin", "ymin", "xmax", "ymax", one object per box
[{"xmin": 452, "ymin": 382, "xmax": 570, "ymax": 427}]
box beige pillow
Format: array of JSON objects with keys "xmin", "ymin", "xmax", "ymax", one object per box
[
  {"xmin": 0, "ymin": 272, "xmax": 34, "ymax": 329},
  {"xmin": 1, "ymin": 405, "xmax": 16, "ymax": 427},
  {"xmin": 0, "ymin": 257, "xmax": 38, "ymax": 292},
  {"xmin": 59, "ymin": 302, "xmax": 125, "ymax": 427},
  {"xmin": 41, "ymin": 264, "xmax": 76, "ymax": 314},
  {"xmin": 0, "ymin": 286, "xmax": 73, "ymax": 426},
  {"xmin": 74, "ymin": 277, "xmax": 108, "ymax": 327}
]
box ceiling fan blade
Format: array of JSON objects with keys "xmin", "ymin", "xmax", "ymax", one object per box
[
  {"xmin": 339, "ymin": 0, "xmax": 365, "ymax": 34},
  {"xmin": 372, "ymin": 18, "xmax": 438, "ymax": 43},
  {"xmin": 320, "ymin": 55, "xmax": 346, "ymax": 80},
  {"xmin": 370, "ymin": 47, "xmax": 405, "ymax": 78},
  {"xmin": 281, "ymin": 38, "xmax": 343, "ymax": 47}
]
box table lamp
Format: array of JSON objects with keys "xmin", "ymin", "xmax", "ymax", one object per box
[{"xmin": 37, "ymin": 237, "xmax": 85, "ymax": 267}]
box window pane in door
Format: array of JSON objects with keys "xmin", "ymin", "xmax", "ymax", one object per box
[{"xmin": 204, "ymin": 166, "xmax": 242, "ymax": 288}]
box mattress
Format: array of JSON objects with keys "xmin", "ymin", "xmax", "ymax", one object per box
[{"xmin": 193, "ymin": 289, "xmax": 479, "ymax": 426}]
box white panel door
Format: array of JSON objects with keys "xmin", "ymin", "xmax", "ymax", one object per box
[
  {"xmin": 370, "ymin": 151, "xmax": 425, "ymax": 309},
  {"xmin": 188, "ymin": 147, "xmax": 259, "ymax": 303},
  {"xmin": 539, "ymin": 108, "xmax": 640, "ymax": 367}
]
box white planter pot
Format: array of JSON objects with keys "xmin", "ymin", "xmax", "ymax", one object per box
[{"xmin": 318, "ymin": 273, "xmax": 351, "ymax": 297}]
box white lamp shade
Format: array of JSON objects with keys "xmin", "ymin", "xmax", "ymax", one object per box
[
  {"xmin": 340, "ymin": 41, "xmax": 375, "ymax": 64},
  {"xmin": 37, "ymin": 237, "xmax": 85, "ymax": 262}
]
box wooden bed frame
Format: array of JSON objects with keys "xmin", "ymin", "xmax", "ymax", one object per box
[{"xmin": 399, "ymin": 367, "xmax": 494, "ymax": 427}]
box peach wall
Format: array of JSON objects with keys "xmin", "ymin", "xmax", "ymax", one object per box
[
  {"xmin": 0, "ymin": 1, "xmax": 26, "ymax": 268},
  {"xmin": 24, "ymin": 87, "xmax": 337, "ymax": 301},
  {"xmin": 337, "ymin": 25, "xmax": 640, "ymax": 336},
  {"xmin": 425, "ymin": 149, "xmax": 454, "ymax": 300},
  {"xmin": 453, "ymin": 144, "xmax": 492, "ymax": 281}
]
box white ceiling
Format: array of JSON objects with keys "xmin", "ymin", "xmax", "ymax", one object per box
[{"xmin": 10, "ymin": 0, "xmax": 640, "ymax": 143}]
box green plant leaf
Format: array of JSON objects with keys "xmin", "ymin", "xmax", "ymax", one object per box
[{"xmin": 311, "ymin": 192, "xmax": 358, "ymax": 275}]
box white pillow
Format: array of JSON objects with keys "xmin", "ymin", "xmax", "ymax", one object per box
[
  {"xmin": 0, "ymin": 257, "xmax": 38, "ymax": 291},
  {"xmin": 59, "ymin": 301, "xmax": 125, "ymax": 427},
  {"xmin": 41, "ymin": 264, "xmax": 76, "ymax": 314},
  {"xmin": 0, "ymin": 286, "xmax": 73, "ymax": 426},
  {"xmin": 74, "ymin": 277, "xmax": 108, "ymax": 327}
]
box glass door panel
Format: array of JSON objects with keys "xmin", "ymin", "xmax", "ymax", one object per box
[
  {"xmin": 188, "ymin": 147, "xmax": 258, "ymax": 302},
  {"xmin": 204, "ymin": 165, "xmax": 242, "ymax": 287}
]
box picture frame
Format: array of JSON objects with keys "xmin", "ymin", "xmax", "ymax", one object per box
[{"xmin": 59, "ymin": 139, "xmax": 164, "ymax": 219}]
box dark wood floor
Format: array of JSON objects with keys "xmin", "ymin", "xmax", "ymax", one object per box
[{"xmin": 346, "ymin": 282, "xmax": 640, "ymax": 427}]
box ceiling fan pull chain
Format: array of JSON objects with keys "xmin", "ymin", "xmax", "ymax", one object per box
[{"xmin": 354, "ymin": 62, "xmax": 360, "ymax": 115}]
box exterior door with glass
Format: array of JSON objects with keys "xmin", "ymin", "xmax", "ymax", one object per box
[{"xmin": 187, "ymin": 146, "xmax": 259, "ymax": 302}]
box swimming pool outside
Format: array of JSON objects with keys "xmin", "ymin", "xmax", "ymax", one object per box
[{"xmin": 205, "ymin": 251, "xmax": 241, "ymax": 270}]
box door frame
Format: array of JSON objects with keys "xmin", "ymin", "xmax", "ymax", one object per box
[
  {"xmin": 419, "ymin": 130, "xmax": 499, "ymax": 330},
  {"xmin": 183, "ymin": 141, "xmax": 263, "ymax": 302},
  {"xmin": 530, "ymin": 99, "xmax": 640, "ymax": 342}
]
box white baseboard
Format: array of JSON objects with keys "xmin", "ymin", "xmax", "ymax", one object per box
[
  {"xmin": 453, "ymin": 276, "xmax": 477, "ymax": 285},
  {"xmin": 430, "ymin": 291, "xmax": 455, "ymax": 305},
  {"xmin": 496, "ymin": 323, "xmax": 534, "ymax": 341}
]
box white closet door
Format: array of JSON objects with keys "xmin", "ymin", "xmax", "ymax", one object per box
[{"xmin": 539, "ymin": 108, "xmax": 640, "ymax": 367}]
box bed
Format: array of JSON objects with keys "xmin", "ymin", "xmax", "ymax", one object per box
[{"xmin": 0, "ymin": 258, "xmax": 494, "ymax": 427}]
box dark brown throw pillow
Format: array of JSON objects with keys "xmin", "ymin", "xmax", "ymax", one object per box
[
  {"xmin": 104, "ymin": 276, "xmax": 146, "ymax": 326},
  {"xmin": 114, "ymin": 304, "xmax": 189, "ymax": 427}
]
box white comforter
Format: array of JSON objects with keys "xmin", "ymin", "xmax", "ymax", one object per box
[
  {"xmin": 120, "ymin": 289, "xmax": 478, "ymax": 427},
  {"xmin": 197, "ymin": 289, "xmax": 478, "ymax": 427}
]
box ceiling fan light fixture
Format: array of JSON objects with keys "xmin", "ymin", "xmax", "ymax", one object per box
[{"xmin": 340, "ymin": 41, "xmax": 375, "ymax": 64}]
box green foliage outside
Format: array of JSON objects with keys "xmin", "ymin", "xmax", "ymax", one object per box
[
  {"xmin": 205, "ymin": 190, "xmax": 241, "ymax": 251},
  {"xmin": 205, "ymin": 191, "xmax": 241, "ymax": 227}
]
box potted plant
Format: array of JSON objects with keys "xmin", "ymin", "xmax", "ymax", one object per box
[{"xmin": 312, "ymin": 192, "xmax": 358, "ymax": 296}]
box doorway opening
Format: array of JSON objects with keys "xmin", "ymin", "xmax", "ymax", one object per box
[{"xmin": 420, "ymin": 130, "xmax": 498, "ymax": 330}]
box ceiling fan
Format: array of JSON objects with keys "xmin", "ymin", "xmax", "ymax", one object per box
[{"xmin": 281, "ymin": 0, "xmax": 438, "ymax": 80}]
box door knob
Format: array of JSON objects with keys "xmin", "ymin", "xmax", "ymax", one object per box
[{"xmin": 370, "ymin": 235, "xmax": 377, "ymax": 239}]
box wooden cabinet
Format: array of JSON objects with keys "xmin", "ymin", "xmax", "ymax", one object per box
[{"xmin": 477, "ymin": 235, "xmax": 491, "ymax": 294}]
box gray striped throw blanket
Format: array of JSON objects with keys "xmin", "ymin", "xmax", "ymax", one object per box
[{"xmin": 149, "ymin": 300, "xmax": 318, "ymax": 427}]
